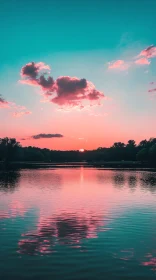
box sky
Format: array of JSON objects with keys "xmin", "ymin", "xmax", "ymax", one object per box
[{"xmin": 0, "ymin": 0, "xmax": 156, "ymax": 150}]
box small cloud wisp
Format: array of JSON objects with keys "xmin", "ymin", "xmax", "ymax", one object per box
[
  {"xmin": 139, "ymin": 45, "xmax": 156, "ymax": 59},
  {"xmin": 32, "ymin": 133, "xmax": 64, "ymax": 139},
  {"xmin": 0, "ymin": 95, "xmax": 10, "ymax": 108},
  {"xmin": 135, "ymin": 57, "xmax": 150, "ymax": 65},
  {"xmin": 12, "ymin": 111, "xmax": 32, "ymax": 118},
  {"xmin": 108, "ymin": 60, "xmax": 129, "ymax": 71},
  {"xmin": 0, "ymin": 94, "xmax": 31, "ymax": 117}
]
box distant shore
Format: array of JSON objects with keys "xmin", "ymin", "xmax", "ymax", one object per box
[{"xmin": 0, "ymin": 160, "xmax": 156, "ymax": 171}]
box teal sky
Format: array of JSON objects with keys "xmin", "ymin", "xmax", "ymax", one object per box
[
  {"xmin": 0, "ymin": 0, "xmax": 156, "ymax": 150},
  {"xmin": 0, "ymin": 0, "xmax": 156, "ymax": 61}
]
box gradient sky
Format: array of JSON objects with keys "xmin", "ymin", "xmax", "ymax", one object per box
[{"xmin": 0, "ymin": 0, "xmax": 156, "ymax": 150}]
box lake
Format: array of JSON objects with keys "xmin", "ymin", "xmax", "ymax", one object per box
[{"xmin": 0, "ymin": 168, "xmax": 156, "ymax": 279}]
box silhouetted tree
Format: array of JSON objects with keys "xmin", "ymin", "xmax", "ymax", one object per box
[
  {"xmin": 1, "ymin": 136, "xmax": 156, "ymax": 166},
  {"xmin": 127, "ymin": 140, "xmax": 136, "ymax": 148},
  {"xmin": 0, "ymin": 138, "xmax": 20, "ymax": 162},
  {"xmin": 112, "ymin": 142, "xmax": 125, "ymax": 148},
  {"xmin": 136, "ymin": 148, "xmax": 148, "ymax": 162},
  {"xmin": 125, "ymin": 140, "xmax": 136, "ymax": 161},
  {"xmin": 149, "ymin": 144, "xmax": 156, "ymax": 165},
  {"xmin": 138, "ymin": 139, "xmax": 148, "ymax": 148}
]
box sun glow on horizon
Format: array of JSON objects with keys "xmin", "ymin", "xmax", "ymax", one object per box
[{"xmin": 79, "ymin": 148, "xmax": 85, "ymax": 153}]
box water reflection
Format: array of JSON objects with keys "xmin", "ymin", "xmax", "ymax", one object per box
[
  {"xmin": 140, "ymin": 174, "xmax": 156, "ymax": 193},
  {"xmin": 21, "ymin": 169, "xmax": 63, "ymax": 190},
  {"xmin": 113, "ymin": 173, "xmax": 125, "ymax": 188},
  {"xmin": 127, "ymin": 175, "xmax": 137, "ymax": 192},
  {"xmin": 111, "ymin": 171, "xmax": 156, "ymax": 193},
  {"xmin": 128, "ymin": 175, "xmax": 137, "ymax": 187},
  {"xmin": 143, "ymin": 256, "xmax": 156, "ymax": 271},
  {"xmin": 18, "ymin": 212, "xmax": 104, "ymax": 255},
  {"xmin": 0, "ymin": 171, "xmax": 20, "ymax": 193},
  {"xmin": 0, "ymin": 200, "xmax": 27, "ymax": 220},
  {"xmin": 0, "ymin": 168, "xmax": 156, "ymax": 279}
]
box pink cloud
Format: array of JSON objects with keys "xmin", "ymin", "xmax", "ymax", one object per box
[
  {"xmin": 51, "ymin": 77, "xmax": 104, "ymax": 107},
  {"xmin": 135, "ymin": 57, "xmax": 150, "ymax": 65},
  {"xmin": 148, "ymin": 88, "xmax": 156, "ymax": 99},
  {"xmin": 0, "ymin": 94, "xmax": 32, "ymax": 118},
  {"xmin": 20, "ymin": 62, "xmax": 50, "ymax": 79},
  {"xmin": 0, "ymin": 102, "xmax": 10, "ymax": 108},
  {"xmin": 148, "ymin": 88, "xmax": 156, "ymax": 93},
  {"xmin": 20, "ymin": 62, "xmax": 55, "ymax": 91},
  {"xmin": 12, "ymin": 111, "xmax": 32, "ymax": 118},
  {"xmin": 16, "ymin": 105, "xmax": 27, "ymax": 110},
  {"xmin": 139, "ymin": 45, "xmax": 156, "ymax": 58},
  {"xmin": 20, "ymin": 62, "xmax": 104, "ymax": 108},
  {"xmin": 38, "ymin": 75, "xmax": 54, "ymax": 91},
  {"xmin": 108, "ymin": 60, "xmax": 129, "ymax": 71},
  {"xmin": 36, "ymin": 62, "xmax": 51, "ymax": 71},
  {"xmin": 0, "ymin": 95, "xmax": 10, "ymax": 108},
  {"xmin": 20, "ymin": 79, "xmax": 39, "ymax": 86}
]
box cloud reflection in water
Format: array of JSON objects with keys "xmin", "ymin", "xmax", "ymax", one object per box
[{"xmin": 18, "ymin": 212, "xmax": 105, "ymax": 255}]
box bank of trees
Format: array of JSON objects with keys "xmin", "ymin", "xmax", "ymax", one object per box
[{"xmin": 0, "ymin": 137, "xmax": 156, "ymax": 165}]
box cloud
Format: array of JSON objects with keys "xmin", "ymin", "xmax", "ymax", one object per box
[
  {"xmin": 21, "ymin": 62, "xmax": 50, "ymax": 79},
  {"xmin": 0, "ymin": 94, "xmax": 32, "ymax": 118},
  {"xmin": 38, "ymin": 75, "xmax": 55, "ymax": 91},
  {"xmin": 148, "ymin": 87, "xmax": 156, "ymax": 99},
  {"xmin": 0, "ymin": 95, "xmax": 10, "ymax": 108},
  {"xmin": 135, "ymin": 57, "xmax": 150, "ymax": 65},
  {"xmin": 32, "ymin": 133, "xmax": 64, "ymax": 139},
  {"xmin": 132, "ymin": 45, "xmax": 156, "ymax": 68},
  {"xmin": 139, "ymin": 45, "xmax": 156, "ymax": 58},
  {"xmin": 108, "ymin": 60, "xmax": 129, "ymax": 71},
  {"xmin": 108, "ymin": 45, "xmax": 156, "ymax": 71},
  {"xmin": 51, "ymin": 76, "xmax": 103, "ymax": 107},
  {"xmin": 20, "ymin": 79, "xmax": 39, "ymax": 87},
  {"xmin": 12, "ymin": 111, "xmax": 32, "ymax": 118},
  {"xmin": 20, "ymin": 62, "xmax": 104, "ymax": 108},
  {"xmin": 148, "ymin": 88, "xmax": 156, "ymax": 93}
]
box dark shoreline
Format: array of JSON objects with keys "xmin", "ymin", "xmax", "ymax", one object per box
[{"xmin": 0, "ymin": 161, "xmax": 156, "ymax": 171}]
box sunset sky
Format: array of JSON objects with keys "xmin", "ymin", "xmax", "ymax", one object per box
[{"xmin": 0, "ymin": 0, "xmax": 156, "ymax": 150}]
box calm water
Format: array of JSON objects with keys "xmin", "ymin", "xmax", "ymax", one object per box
[{"xmin": 0, "ymin": 168, "xmax": 156, "ymax": 280}]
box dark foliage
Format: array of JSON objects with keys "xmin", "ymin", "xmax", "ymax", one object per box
[{"xmin": 0, "ymin": 137, "xmax": 156, "ymax": 166}]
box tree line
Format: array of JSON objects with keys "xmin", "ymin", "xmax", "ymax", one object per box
[{"xmin": 0, "ymin": 137, "xmax": 156, "ymax": 166}]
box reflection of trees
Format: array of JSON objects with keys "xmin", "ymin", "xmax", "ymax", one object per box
[
  {"xmin": 97, "ymin": 172, "xmax": 138, "ymax": 191},
  {"xmin": 128, "ymin": 175, "xmax": 137, "ymax": 190},
  {"xmin": 140, "ymin": 174, "xmax": 156, "ymax": 193},
  {"xmin": 113, "ymin": 174, "xmax": 125, "ymax": 188},
  {"xmin": 112, "ymin": 171, "xmax": 156, "ymax": 193},
  {"xmin": 21, "ymin": 171, "xmax": 62, "ymax": 190},
  {"xmin": 0, "ymin": 171, "xmax": 20, "ymax": 193},
  {"xmin": 18, "ymin": 213, "xmax": 103, "ymax": 255},
  {"xmin": 96, "ymin": 172, "xmax": 109, "ymax": 184}
]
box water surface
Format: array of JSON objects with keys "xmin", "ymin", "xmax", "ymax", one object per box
[{"xmin": 0, "ymin": 168, "xmax": 156, "ymax": 279}]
